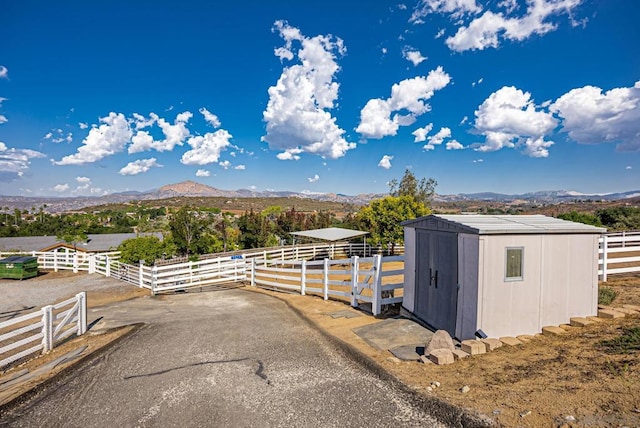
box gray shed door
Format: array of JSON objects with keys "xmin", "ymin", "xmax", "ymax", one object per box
[{"xmin": 415, "ymin": 230, "xmax": 458, "ymax": 336}]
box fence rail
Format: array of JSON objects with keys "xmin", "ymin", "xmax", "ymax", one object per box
[
  {"xmin": 599, "ymin": 232, "xmax": 640, "ymax": 281},
  {"xmin": 250, "ymin": 254, "xmax": 403, "ymax": 316},
  {"xmin": 0, "ymin": 292, "xmax": 87, "ymax": 368}
]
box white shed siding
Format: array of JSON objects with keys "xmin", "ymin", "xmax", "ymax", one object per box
[
  {"xmin": 456, "ymin": 233, "xmax": 480, "ymax": 340},
  {"xmin": 480, "ymin": 235, "xmax": 544, "ymax": 338},
  {"xmin": 403, "ymin": 227, "xmax": 417, "ymax": 313},
  {"xmin": 540, "ymin": 234, "xmax": 598, "ymax": 326}
]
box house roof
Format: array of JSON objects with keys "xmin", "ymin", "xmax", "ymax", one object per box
[
  {"xmin": 402, "ymin": 214, "xmax": 606, "ymax": 235},
  {"xmin": 290, "ymin": 227, "xmax": 368, "ymax": 242},
  {"xmin": 0, "ymin": 232, "xmax": 163, "ymax": 253}
]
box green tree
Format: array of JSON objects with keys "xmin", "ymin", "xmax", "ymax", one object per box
[
  {"xmin": 57, "ymin": 227, "xmax": 88, "ymax": 251},
  {"xmin": 557, "ymin": 211, "xmax": 602, "ymax": 227},
  {"xmin": 168, "ymin": 206, "xmax": 206, "ymax": 256},
  {"xmin": 388, "ymin": 168, "xmax": 437, "ymax": 207},
  {"xmin": 357, "ymin": 195, "xmax": 429, "ymax": 254},
  {"xmin": 118, "ymin": 235, "xmax": 166, "ymax": 264}
]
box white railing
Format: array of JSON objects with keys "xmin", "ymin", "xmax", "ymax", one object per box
[
  {"xmin": 0, "ymin": 292, "xmax": 87, "ymax": 368},
  {"xmin": 599, "ymin": 232, "xmax": 640, "ymax": 281},
  {"xmin": 249, "ymin": 254, "xmax": 404, "ymax": 316},
  {"xmin": 0, "ymin": 251, "xmax": 120, "ymax": 274}
]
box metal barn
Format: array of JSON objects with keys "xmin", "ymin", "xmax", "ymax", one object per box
[{"xmin": 402, "ymin": 215, "xmax": 605, "ymax": 340}]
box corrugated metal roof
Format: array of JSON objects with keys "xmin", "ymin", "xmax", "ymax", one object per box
[
  {"xmin": 0, "ymin": 233, "xmax": 163, "ymax": 252},
  {"xmin": 403, "ymin": 214, "xmax": 606, "ymax": 234},
  {"xmin": 290, "ymin": 227, "xmax": 368, "ymax": 242}
]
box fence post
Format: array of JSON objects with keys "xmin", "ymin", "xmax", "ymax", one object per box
[
  {"xmin": 189, "ymin": 261, "xmax": 194, "ymax": 285},
  {"xmin": 372, "ymin": 255, "xmax": 382, "ymax": 316},
  {"xmin": 76, "ymin": 292, "xmax": 87, "ymax": 335},
  {"xmin": 139, "ymin": 261, "xmax": 145, "ymax": 288},
  {"xmin": 105, "ymin": 256, "xmax": 111, "ymax": 277},
  {"xmin": 295, "ymin": 246, "xmax": 299, "ymax": 261},
  {"xmin": 53, "ymin": 252, "xmax": 58, "ymax": 272},
  {"xmin": 301, "ymin": 260, "xmax": 306, "ymax": 296},
  {"xmin": 42, "ymin": 305, "xmax": 53, "ymax": 353},
  {"xmin": 88, "ymin": 253, "xmax": 95, "ymax": 274},
  {"xmin": 151, "ymin": 266, "xmax": 158, "ymax": 295},
  {"xmin": 72, "ymin": 252, "xmax": 79, "ymax": 273},
  {"xmin": 351, "ymin": 256, "xmax": 359, "ymax": 308},
  {"xmin": 601, "ymin": 235, "xmax": 608, "ymax": 282},
  {"xmin": 251, "ymin": 258, "xmax": 256, "ymax": 287},
  {"xmin": 323, "ymin": 258, "xmax": 329, "ymax": 301}
]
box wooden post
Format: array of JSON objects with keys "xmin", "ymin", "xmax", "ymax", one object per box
[
  {"xmin": 77, "ymin": 292, "xmax": 87, "ymax": 335},
  {"xmin": 323, "ymin": 258, "xmax": 329, "ymax": 300},
  {"xmin": 151, "ymin": 266, "xmax": 158, "ymax": 295},
  {"xmin": 139, "ymin": 261, "xmax": 145, "ymax": 288},
  {"xmin": 301, "ymin": 260, "xmax": 307, "ymax": 296},
  {"xmin": 251, "ymin": 258, "xmax": 256, "ymax": 287},
  {"xmin": 601, "ymin": 235, "xmax": 608, "ymax": 282},
  {"xmin": 42, "ymin": 305, "xmax": 53, "ymax": 353},
  {"xmin": 88, "ymin": 253, "xmax": 96, "ymax": 274},
  {"xmin": 351, "ymin": 255, "xmax": 359, "ymax": 308},
  {"xmin": 105, "ymin": 256, "xmax": 110, "ymax": 277},
  {"xmin": 372, "ymin": 255, "xmax": 382, "ymax": 316}
]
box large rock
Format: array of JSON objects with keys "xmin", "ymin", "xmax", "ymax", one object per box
[{"xmin": 424, "ymin": 330, "xmax": 455, "ymax": 355}]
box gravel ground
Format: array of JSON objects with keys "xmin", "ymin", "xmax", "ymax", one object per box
[{"xmin": 0, "ymin": 272, "xmax": 137, "ymax": 320}]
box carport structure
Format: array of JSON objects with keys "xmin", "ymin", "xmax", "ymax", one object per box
[{"xmin": 290, "ymin": 227, "xmax": 369, "ymax": 258}]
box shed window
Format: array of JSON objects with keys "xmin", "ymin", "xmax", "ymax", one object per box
[{"xmin": 505, "ymin": 247, "xmax": 524, "ymax": 281}]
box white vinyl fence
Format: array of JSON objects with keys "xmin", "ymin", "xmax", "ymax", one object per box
[
  {"xmin": 249, "ymin": 254, "xmax": 404, "ymax": 316},
  {"xmin": 599, "ymin": 231, "xmax": 640, "ymax": 281},
  {"xmin": 0, "ymin": 292, "xmax": 87, "ymax": 368}
]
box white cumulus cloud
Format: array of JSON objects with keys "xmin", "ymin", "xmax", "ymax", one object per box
[
  {"xmin": 378, "ymin": 155, "xmax": 394, "ymax": 169},
  {"xmin": 219, "ymin": 160, "xmax": 231, "ymax": 170},
  {"xmin": 75, "ymin": 176, "xmax": 91, "ymax": 184},
  {"xmin": 412, "ymin": 123, "xmax": 434, "ymax": 142},
  {"xmin": 234, "ymin": 164, "xmax": 246, "ymax": 170},
  {"xmin": 53, "ymin": 184, "xmax": 69, "ymax": 192},
  {"xmin": 0, "ymin": 115, "xmax": 7, "ymax": 125},
  {"xmin": 403, "ymin": 47, "xmax": 428, "ymax": 66},
  {"xmin": 550, "ymin": 81, "xmax": 640, "ymax": 151},
  {"xmin": 357, "ymin": 67, "xmax": 451, "ymax": 139},
  {"xmin": 0, "ymin": 142, "xmax": 46, "ymax": 181},
  {"xmin": 196, "ymin": 169, "xmax": 210, "ymax": 177},
  {"xmin": 119, "ymin": 158, "xmax": 162, "ymax": 176},
  {"xmin": 0, "ymin": 66, "xmax": 8, "ymax": 79},
  {"xmin": 308, "ymin": 174, "xmax": 320, "ymax": 183},
  {"xmin": 445, "ymin": 0, "xmax": 583, "ymax": 52},
  {"xmin": 473, "ymin": 86, "xmax": 557, "ymax": 157},
  {"xmin": 181, "ymin": 129, "xmax": 233, "ymax": 165},
  {"xmin": 54, "ymin": 112, "xmax": 132, "ymax": 165},
  {"xmin": 446, "ymin": 139, "xmax": 465, "ymax": 150},
  {"xmin": 424, "ymin": 127, "xmax": 452, "ymax": 150},
  {"xmin": 79, "ymin": 122, "xmax": 88, "ymax": 129},
  {"xmin": 262, "ymin": 21, "xmax": 355, "ymax": 160},
  {"xmin": 410, "ymin": 0, "xmax": 481, "ymax": 23},
  {"xmin": 199, "ymin": 107, "xmax": 221, "ymax": 128}
]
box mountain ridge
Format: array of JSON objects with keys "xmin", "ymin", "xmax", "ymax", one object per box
[{"xmin": 1, "ymin": 180, "xmax": 639, "ymax": 213}]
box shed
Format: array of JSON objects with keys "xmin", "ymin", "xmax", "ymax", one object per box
[
  {"xmin": 401, "ymin": 214, "xmax": 605, "ymax": 340},
  {"xmin": 0, "ymin": 255, "xmax": 39, "ymax": 280}
]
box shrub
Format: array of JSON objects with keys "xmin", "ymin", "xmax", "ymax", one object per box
[
  {"xmin": 598, "ymin": 286, "xmax": 618, "ymax": 306},
  {"xmin": 598, "ymin": 327, "xmax": 640, "ymax": 354}
]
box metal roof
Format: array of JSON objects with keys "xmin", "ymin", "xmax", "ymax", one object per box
[
  {"xmin": 402, "ymin": 214, "xmax": 606, "ymax": 235},
  {"xmin": 290, "ymin": 227, "xmax": 368, "ymax": 242},
  {"xmin": 0, "ymin": 233, "xmax": 163, "ymax": 252}
]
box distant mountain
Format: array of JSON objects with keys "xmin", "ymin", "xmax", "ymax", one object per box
[
  {"xmin": 439, "ymin": 189, "xmax": 640, "ymax": 203},
  {"xmin": 1, "ymin": 181, "xmax": 638, "ymax": 213}
]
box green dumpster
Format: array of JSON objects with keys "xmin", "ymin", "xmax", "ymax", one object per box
[{"xmin": 0, "ymin": 256, "xmax": 39, "ymax": 280}]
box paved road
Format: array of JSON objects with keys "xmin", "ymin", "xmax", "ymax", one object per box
[{"xmin": 1, "ymin": 288, "xmax": 447, "ymax": 427}]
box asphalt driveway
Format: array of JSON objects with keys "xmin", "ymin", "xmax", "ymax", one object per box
[{"xmin": 1, "ymin": 288, "xmax": 446, "ymax": 427}]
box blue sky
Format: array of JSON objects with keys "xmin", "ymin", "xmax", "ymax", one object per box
[{"xmin": 0, "ymin": 0, "xmax": 638, "ymax": 197}]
